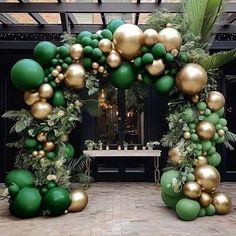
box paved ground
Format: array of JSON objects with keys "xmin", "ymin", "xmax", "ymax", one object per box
[{"xmin": 0, "ymin": 182, "xmax": 235, "ymax": 236}]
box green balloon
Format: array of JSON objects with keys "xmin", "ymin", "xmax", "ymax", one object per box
[
  {"xmin": 64, "ymin": 56, "xmax": 73, "ymax": 65},
  {"xmin": 40, "ymin": 187, "xmax": 48, "ymax": 196},
  {"xmin": 179, "ymin": 52, "xmax": 189, "ymax": 63},
  {"xmin": 191, "ymin": 134, "xmax": 199, "ymax": 142},
  {"xmin": 142, "ymin": 74, "xmax": 153, "ymax": 85},
  {"xmin": 8, "ymin": 184, "xmax": 20, "ymax": 197},
  {"xmin": 46, "ymin": 152, "xmax": 56, "ymax": 160},
  {"xmin": 76, "ymin": 31, "xmax": 92, "ymax": 43},
  {"xmin": 161, "ymin": 191, "xmax": 183, "ymax": 208},
  {"xmin": 134, "ymin": 57, "xmax": 143, "ymax": 68},
  {"xmin": 82, "ymin": 57, "xmax": 93, "ymax": 70},
  {"xmin": 182, "ymin": 108, "xmax": 194, "ymax": 122},
  {"xmin": 151, "ymin": 43, "xmax": 166, "ymax": 58},
  {"xmin": 207, "ymin": 146, "xmax": 216, "ymax": 155},
  {"xmin": 51, "ymin": 89, "xmax": 66, "ymax": 107},
  {"xmin": 198, "ymin": 207, "xmax": 206, "ymax": 217},
  {"xmin": 205, "ymin": 204, "xmax": 216, "ymax": 216},
  {"xmin": 197, "ymin": 102, "xmax": 207, "ymax": 111},
  {"xmin": 64, "ymin": 143, "xmax": 75, "ymax": 159},
  {"xmin": 208, "ymin": 152, "xmax": 221, "ymax": 167},
  {"xmin": 164, "ymin": 53, "xmax": 174, "ymax": 63},
  {"xmin": 91, "ymin": 39, "xmax": 99, "ymax": 48},
  {"xmin": 58, "ymin": 46, "xmax": 70, "ymax": 58},
  {"xmin": 186, "ymin": 173, "xmax": 195, "ymax": 182},
  {"xmin": 24, "ymin": 137, "xmax": 38, "ymax": 149},
  {"xmin": 47, "ymin": 181, "xmax": 58, "ymax": 190},
  {"xmin": 5, "ymin": 169, "xmax": 35, "ymax": 188},
  {"xmin": 11, "ymin": 187, "xmax": 42, "ymax": 218},
  {"xmin": 216, "ymin": 136, "xmax": 225, "ymax": 144},
  {"xmin": 201, "ymin": 140, "xmax": 212, "ymax": 151},
  {"xmin": 204, "ymin": 113, "xmax": 219, "ymax": 125},
  {"xmin": 160, "ymin": 170, "xmax": 182, "ymax": 197},
  {"xmin": 111, "ymin": 63, "xmax": 136, "ymax": 89},
  {"xmin": 43, "ymin": 187, "xmax": 71, "ymax": 216},
  {"xmin": 92, "ymin": 48, "xmax": 102, "ymax": 59},
  {"xmin": 34, "ymin": 41, "xmax": 57, "ymax": 66},
  {"xmin": 107, "ymin": 19, "xmax": 124, "ymax": 33},
  {"xmin": 154, "ymin": 75, "xmax": 175, "ymax": 95},
  {"xmin": 176, "ymin": 198, "xmax": 200, "ymax": 221},
  {"xmin": 204, "ymin": 108, "xmax": 211, "ymax": 116},
  {"xmin": 168, "ymin": 67, "xmax": 178, "ymax": 76},
  {"xmin": 11, "ymin": 59, "xmax": 44, "ymax": 91},
  {"xmin": 98, "ymin": 55, "xmax": 106, "ymax": 65},
  {"xmin": 84, "ymin": 46, "xmax": 93, "ymax": 56},
  {"xmin": 216, "ymin": 107, "xmax": 224, "ymax": 117},
  {"xmin": 141, "ymin": 46, "xmax": 149, "ymax": 54},
  {"xmin": 219, "ymin": 118, "xmax": 227, "ymax": 126},
  {"xmin": 142, "ymin": 53, "xmax": 154, "ymax": 65},
  {"xmin": 81, "ymin": 36, "xmax": 92, "ymax": 47},
  {"xmin": 101, "ymin": 29, "xmax": 113, "ymax": 41}
]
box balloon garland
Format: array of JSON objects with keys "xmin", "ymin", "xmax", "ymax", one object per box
[{"xmin": 3, "ymin": 15, "xmax": 235, "ymax": 220}]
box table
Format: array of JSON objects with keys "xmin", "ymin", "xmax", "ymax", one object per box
[{"xmin": 83, "ymin": 150, "xmax": 162, "ymax": 188}]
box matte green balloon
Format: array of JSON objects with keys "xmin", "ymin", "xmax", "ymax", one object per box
[
  {"xmin": 204, "ymin": 113, "xmax": 219, "ymax": 125},
  {"xmin": 197, "ymin": 102, "xmax": 207, "ymax": 111},
  {"xmin": 107, "ymin": 19, "xmax": 125, "ymax": 33},
  {"xmin": 43, "ymin": 187, "xmax": 71, "ymax": 216},
  {"xmin": 64, "ymin": 143, "xmax": 75, "ymax": 159},
  {"xmin": 205, "ymin": 204, "xmax": 216, "ymax": 216},
  {"xmin": 5, "ymin": 169, "xmax": 35, "ymax": 188},
  {"xmin": 186, "ymin": 173, "xmax": 195, "ymax": 182},
  {"xmin": 142, "ymin": 53, "xmax": 154, "ymax": 65},
  {"xmin": 208, "ymin": 152, "xmax": 221, "ymax": 167},
  {"xmin": 8, "ymin": 184, "xmax": 20, "ymax": 197},
  {"xmin": 151, "ymin": 43, "xmax": 166, "ymax": 58},
  {"xmin": 216, "ymin": 107, "xmax": 225, "ymax": 117},
  {"xmin": 101, "ymin": 29, "xmax": 113, "ymax": 41},
  {"xmin": 24, "ymin": 137, "xmax": 38, "ymax": 149},
  {"xmin": 11, "ymin": 187, "xmax": 42, "ymax": 218},
  {"xmin": 207, "ymin": 146, "xmax": 216, "ymax": 155},
  {"xmin": 161, "ymin": 191, "xmax": 183, "ymax": 208},
  {"xmin": 76, "ymin": 31, "xmax": 92, "ymax": 43},
  {"xmin": 33, "ymin": 41, "xmax": 57, "ymax": 66},
  {"xmin": 176, "ymin": 198, "xmax": 200, "ymax": 221},
  {"xmin": 154, "ymin": 75, "xmax": 175, "ymax": 95},
  {"xmin": 11, "ymin": 59, "xmax": 44, "ymax": 91},
  {"xmin": 58, "ymin": 46, "xmax": 70, "ymax": 58},
  {"xmin": 182, "ymin": 108, "xmax": 194, "ymax": 123},
  {"xmin": 111, "ymin": 63, "xmax": 136, "ymax": 89},
  {"xmin": 201, "ymin": 140, "xmax": 212, "ymax": 151},
  {"xmin": 46, "ymin": 152, "xmax": 56, "ymax": 160},
  {"xmin": 198, "ymin": 207, "xmax": 206, "ymax": 217},
  {"xmin": 51, "ymin": 89, "xmax": 66, "ymax": 107},
  {"xmin": 142, "ymin": 74, "xmax": 153, "ymax": 85}
]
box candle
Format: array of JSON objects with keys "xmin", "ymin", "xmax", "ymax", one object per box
[
  {"xmin": 118, "ymin": 145, "xmax": 121, "ymax": 150},
  {"xmin": 106, "ymin": 145, "xmax": 109, "ymax": 150},
  {"xmin": 134, "ymin": 145, "xmax": 137, "ymax": 151},
  {"xmin": 142, "ymin": 146, "xmax": 146, "ymax": 150}
]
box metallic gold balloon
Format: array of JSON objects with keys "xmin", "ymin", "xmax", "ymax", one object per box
[
  {"xmin": 24, "ymin": 91, "xmax": 40, "ymax": 106},
  {"xmin": 37, "ymin": 132, "xmax": 47, "ymax": 143},
  {"xmin": 113, "ymin": 23, "xmax": 143, "ymax": 60},
  {"xmin": 171, "ymin": 49, "xmax": 179, "ymax": 57},
  {"xmin": 58, "ymin": 73, "xmax": 65, "ymax": 81},
  {"xmin": 98, "ymin": 66, "xmax": 105, "ymax": 74},
  {"xmin": 68, "ymin": 190, "xmax": 88, "ymax": 212},
  {"xmin": 206, "ymin": 91, "xmax": 225, "ymax": 111},
  {"xmin": 146, "ymin": 59, "xmax": 165, "ymax": 76},
  {"xmin": 70, "ymin": 44, "xmax": 84, "ymax": 60},
  {"xmin": 218, "ymin": 129, "xmax": 225, "ymax": 136},
  {"xmin": 92, "ymin": 62, "xmax": 99, "ymax": 70},
  {"xmin": 32, "ymin": 151, "xmax": 38, "ymax": 157},
  {"xmin": 176, "ymin": 63, "xmax": 208, "ymax": 95},
  {"xmin": 31, "ymin": 101, "xmax": 53, "ymax": 120},
  {"xmin": 98, "ymin": 38, "xmax": 112, "ymax": 53},
  {"xmin": 107, "ymin": 52, "xmax": 122, "ymax": 68},
  {"xmin": 194, "ymin": 156, "xmax": 208, "ymax": 167},
  {"xmin": 199, "ymin": 192, "xmax": 212, "ymax": 207},
  {"xmin": 183, "ymin": 182, "xmax": 202, "ymax": 199},
  {"xmin": 194, "ymin": 164, "xmax": 220, "ymax": 193},
  {"xmin": 157, "ymin": 27, "xmax": 182, "ymax": 51},
  {"xmin": 212, "ymin": 192, "xmax": 232, "ymax": 214},
  {"xmin": 183, "ymin": 131, "xmax": 191, "ymax": 139},
  {"xmin": 168, "ymin": 146, "xmax": 182, "ymax": 165},
  {"xmin": 52, "ymin": 69, "xmax": 59, "ymax": 77},
  {"xmin": 38, "ymin": 150, "xmax": 46, "ymax": 158},
  {"xmin": 191, "ymin": 94, "xmax": 199, "ymax": 103},
  {"xmin": 43, "ymin": 142, "xmax": 56, "ymax": 152},
  {"xmin": 143, "ymin": 29, "xmax": 158, "ymax": 46},
  {"xmin": 38, "ymin": 83, "xmax": 53, "ymax": 99},
  {"xmin": 56, "ymin": 65, "xmax": 62, "ymax": 72},
  {"xmin": 65, "ymin": 64, "xmax": 85, "ymax": 89},
  {"xmin": 196, "ymin": 121, "xmax": 215, "ymax": 140}
]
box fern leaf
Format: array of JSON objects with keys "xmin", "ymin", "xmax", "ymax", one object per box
[{"xmin": 225, "ymin": 130, "xmax": 236, "ymax": 143}]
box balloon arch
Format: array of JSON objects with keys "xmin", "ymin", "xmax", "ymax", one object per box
[{"xmin": 3, "ymin": 18, "xmax": 234, "ymax": 220}]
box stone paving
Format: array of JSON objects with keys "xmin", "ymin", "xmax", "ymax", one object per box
[{"xmin": 0, "ymin": 182, "xmax": 236, "ymax": 236}]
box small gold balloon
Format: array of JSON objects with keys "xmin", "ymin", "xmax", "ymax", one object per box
[
  {"xmin": 55, "ymin": 78, "xmax": 60, "ymax": 84},
  {"xmin": 68, "ymin": 190, "xmax": 88, "ymax": 212},
  {"xmin": 171, "ymin": 49, "xmax": 179, "ymax": 57},
  {"xmin": 52, "ymin": 69, "xmax": 59, "ymax": 77},
  {"xmin": 183, "ymin": 131, "xmax": 191, "ymax": 139},
  {"xmin": 168, "ymin": 146, "xmax": 182, "ymax": 165},
  {"xmin": 58, "ymin": 73, "xmax": 65, "ymax": 81},
  {"xmin": 146, "ymin": 59, "xmax": 165, "ymax": 76},
  {"xmin": 113, "ymin": 23, "xmax": 143, "ymax": 60},
  {"xmin": 176, "ymin": 63, "xmax": 208, "ymax": 95},
  {"xmin": 44, "ymin": 142, "xmax": 56, "ymax": 152},
  {"xmin": 183, "ymin": 182, "xmax": 202, "ymax": 199},
  {"xmin": 166, "ymin": 23, "xmax": 172, "ymax": 28},
  {"xmin": 206, "ymin": 91, "xmax": 225, "ymax": 111},
  {"xmin": 143, "ymin": 29, "xmax": 158, "ymax": 46},
  {"xmin": 196, "ymin": 121, "xmax": 215, "ymax": 140},
  {"xmin": 38, "ymin": 150, "xmax": 46, "ymax": 158},
  {"xmin": 65, "ymin": 64, "xmax": 85, "ymax": 89},
  {"xmin": 218, "ymin": 129, "xmax": 225, "ymax": 136},
  {"xmin": 31, "ymin": 101, "xmax": 53, "ymax": 120},
  {"xmin": 92, "ymin": 62, "xmax": 99, "ymax": 70},
  {"xmin": 194, "ymin": 156, "xmax": 208, "ymax": 167},
  {"xmin": 199, "ymin": 192, "xmax": 212, "ymax": 207},
  {"xmin": 32, "ymin": 151, "xmax": 38, "ymax": 157},
  {"xmin": 157, "ymin": 27, "xmax": 182, "ymax": 51},
  {"xmin": 212, "ymin": 192, "xmax": 232, "ymax": 214},
  {"xmin": 24, "ymin": 91, "xmax": 40, "ymax": 106},
  {"xmin": 98, "ymin": 38, "xmax": 112, "ymax": 53},
  {"xmin": 98, "ymin": 66, "xmax": 105, "ymax": 74},
  {"xmin": 38, "ymin": 83, "xmax": 53, "ymax": 99},
  {"xmin": 194, "ymin": 164, "xmax": 220, "ymax": 193},
  {"xmin": 60, "ymin": 134, "xmax": 69, "ymax": 143},
  {"xmin": 191, "ymin": 94, "xmax": 199, "ymax": 103},
  {"xmin": 37, "ymin": 132, "xmax": 47, "ymax": 143},
  {"xmin": 64, "ymin": 210, "xmax": 68, "ymax": 215},
  {"xmin": 70, "ymin": 44, "xmax": 84, "ymax": 60},
  {"xmin": 56, "ymin": 65, "xmax": 62, "ymax": 72},
  {"xmin": 199, "ymin": 110, "xmax": 205, "ymax": 115},
  {"xmin": 107, "ymin": 52, "xmax": 122, "ymax": 68}
]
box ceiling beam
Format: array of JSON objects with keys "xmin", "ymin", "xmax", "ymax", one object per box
[
  {"xmin": 60, "ymin": 13, "xmax": 71, "ymax": 34},
  {"xmin": 97, "ymin": 0, "xmax": 106, "ymax": 27},
  {"xmin": 135, "ymin": 0, "xmax": 141, "ymax": 25},
  {"xmin": 0, "ymin": 14, "xmax": 14, "ymax": 24},
  {"xmin": 225, "ymin": 13, "xmax": 236, "ymax": 24}
]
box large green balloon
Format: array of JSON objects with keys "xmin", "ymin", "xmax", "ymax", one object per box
[
  {"xmin": 111, "ymin": 63, "xmax": 136, "ymax": 89},
  {"xmin": 64, "ymin": 143, "xmax": 75, "ymax": 159},
  {"xmin": 208, "ymin": 152, "xmax": 221, "ymax": 167},
  {"xmin": 176, "ymin": 198, "xmax": 200, "ymax": 221},
  {"xmin": 5, "ymin": 169, "xmax": 35, "ymax": 188},
  {"xmin": 11, "ymin": 59, "xmax": 44, "ymax": 91},
  {"xmin": 160, "ymin": 170, "xmax": 183, "ymax": 197},
  {"xmin": 161, "ymin": 191, "xmax": 183, "ymax": 208},
  {"xmin": 107, "ymin": 19, "xmax": 125, "ymax": 33},
  {"xmin": 43, "ymin": 187, "xmax": 71, "ymax": 216},
  {"xmin": 33, "ymin": 41, "xmax": 57, "ymax": 66},
  {"xmin": 51, "ymin": 89, "xmax": 66, "ymax": 107},
  {"xmin": 204, "ymin": 113, "xmax": 219, "ymax": 125},
  {"xmin": 154, "ymin": 75, "xmax": 175, "ymax": 95},
  {"xmin": 11, "ymin": 187, "xmax": 42, "ymax": 218}
]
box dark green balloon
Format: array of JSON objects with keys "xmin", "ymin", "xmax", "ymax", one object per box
[
  {"xmin": 64, "ymin": 143, "xmax": 75, "ymax": 159},
  {"xmin": 47, "ymin": 181, "xmax": 58, "ymax": 190},
  {"xmin": 24, "ymin": 137, "xmax": 38, "ymax": 149},
  {"xmin": 107, "ymin": 19, "xmax": 124, "ymax": 33},
  {"xmin": 83, "ymin": 57, "xmax": 93, "ymax": 70},
  {"xmin": 51, "ymin": 89, "xmax": 66, "ymax": 107},
  {"xmin": 11, "ymin": 187, "xmax": 42, "ymax": 218},
  {"xmin": 46, "ymin": 152, "xmax": 56, "ymax": 160},
  {"xmin": 161, "ymin": 191, "xmax": 183, "ymax": 208},
  {"xmin": 111, "ymin": 63, "xmax": 136, "ymax": 89},
  {"xmin": 198, "ymin": 207, "xmax": 206, "ymax": 217},
  {"xmin": 5, "ymin": 169, "xmax": 35, "ymax": 188},
  {"xmin": 101, "ymin": 29, "xmax": 113, "ymax": 41},
  {"xmin": 176, "ymin": 198, "xmax": 200, "ymax": 221},
  {"xmin": 33, "ymin": 41, "xmax": 57, "ymax": 66},
  {"xmin": 8, "ymin": 184, "xmax": 20, "ymax": 197},
  {"xmin": 134, "ymin": 57, "xmax": 143, "ymax": 68},
  {"xmin": 154, "ymin": 75, "xmax": 175, "ymax": 95},
  {"xmin": 204, "ymin": 113, "xmax": 219, "ymax": 125},
  {"xmin": 142, "ymin": 74, "xmax": 153, "ymax": 85},
  {"xmin": 58, "ymin": 46, "xmax": 70, "ymax": 58},
  {"xmin": 142, "ymin": 53, "xmax": 154, "ymax": 65},
  {"xmin": 76, "ymin": 31, "xmax": 92, "ymax": 43},
  {"xmin": 43, "ymin": 187, "xmax": 71, "ymax": 216},
  {"xmin": 151, "ymin": 43, "xmax": 166, "ymax": 58},
  {"xmin": 11, "ymin": 59, "xmax": 44, "ymax": 91}
]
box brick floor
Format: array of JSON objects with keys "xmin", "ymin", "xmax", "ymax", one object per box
[{"xmin": 0, "ymin": 182, "xmax": 236, "ymax": 236}]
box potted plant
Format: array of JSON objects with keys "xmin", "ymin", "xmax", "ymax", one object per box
[
  {"xmin": 85, "ymin": 140, "xmax": 97, "ymax": 151},
  {"xmin": 146, "ymin": 141, "xmax": 160, "ymax": 150}
]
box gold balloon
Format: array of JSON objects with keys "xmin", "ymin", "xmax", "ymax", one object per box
[
  {"xmin": 146, "ymin": 59, "xmax": 165, "ymax": 76},
  {"xmin": 196, "ymin": 121, "xmax": 215, "ymax": 140},
  {"xmin": 52, "ymin": 69, "xmax": 59, "ymax": 77},
  {"xmin": 92, "ymin": 62, "xmax": 99, "ymax": 70},
  {"xmin": 31, "ymin": 101, "xmax": 53, "ymax": 120},
  {"xmin": 218, "ymin": 129, "xmax": 225, "ymax": 136},
  {"xmin": 206, "ymin": 91, "xmax": 225, "ymax": 111},
  {"xmin": 194, "ymin": 164, "xmax": 220, "ymax": 193},
  {"xmin": 68, "ymin": 190, "xmax": 88, "ymax": 212},
  {"xmin": 107, "ymin": 53, "xmax": 122, "ymax": 68},
  {"xmin": 143, "ymin": 29, "xmax": 158, "ymax": 46},
  {"xmin": 56, "ymin": 65, "xmax": 62, "ymax": 72},
  {"xmin": 24, "ymin": 91, "xmax": 40, "ymax": 106},
  {"xmin": 38, "ymin": 83, "xmax": 53, "ymax": 99},
  {"xmin": 212, "ymin": 192, "xmax": 232, "ymax": 214},
  {"xmin": 113, "ymin": 23, "xmax": 143, "ymax": 60},
  {"xmin": 183, "ymin": 182, "xmax": 202, "ymax": 199},
  {"xmin": 32, "ymin": 151, "xmax": 38, "ymax": 157},
  {"xmin": 37, "ymin": 132, "xmax": 47, "ymax": 143},
  {"xmin": 43, "ymin": 142, "xmax": 56, "ymax": 152},
  {"xmin": 171, "ymin": 49, "xmax": 179, "ymax": 57},
  {"xmin": 38, "ymin": 150, "xmax": 46, "ymax": 158},
  {"xmin": 65, "ymin": 64, "xmax": 85, "ymax": 89},
  {"xmin": 98, "ymin": 38, "xmax": 112, "ymax": 53},
  {"xmin": 191, "ymin": 94, "xmax": 199, "ymax": 103},
  {"xmin": 176, "ymin": 63, "xmax": 208, "ymax": 95},
  {"xmin": 70, "ymin": 44, "xmax": 84, "ymax": 60},
  {"xmin": 157, "ymin": 27, "xmax": 182, "ymax": 51},
  {"xmin": 168, "ymin": 146, "xmax": 182, "ymax": 165},
  {"xmin": 199, "ymin": 192, "xmax": 212, "ymax": 207},
  {"xmin": 58, "ymin": 73, "xmax": 65, "ymax": 81},
  {"xmin": 183, "ymin": 131, "xmax": 191, "ymax": 139},
  {"xmin": 194, "ymin": 156, "xmax": 208, "ymax": 167},
  {"xmin": 98, "ymin": 66, "xmax": 105, "ymax": 74}
]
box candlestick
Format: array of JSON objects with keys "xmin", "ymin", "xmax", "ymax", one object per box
[
  {"xmin": 134, "ymin": 145, "xmax": 137, "ymax": 151},
  {"xmin": 106, "ymin": 145, "xmax": 109, "ymax": 150},
  {"xmin": 118, "ymin": 145, "xmax": 121, "ymax": 150}
]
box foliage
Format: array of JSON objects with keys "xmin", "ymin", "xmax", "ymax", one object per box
[{"xmin": 60, "ymin": 32, "xmax": 76, "ymax": 45}]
